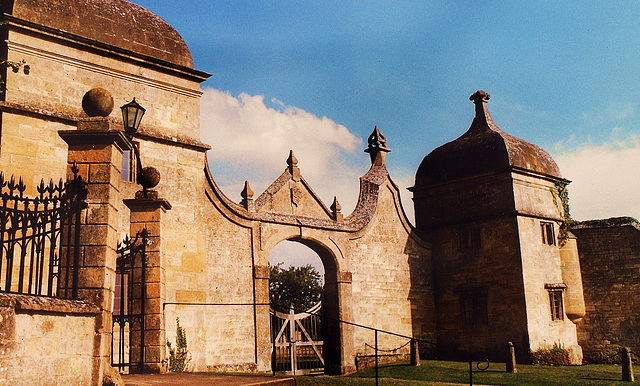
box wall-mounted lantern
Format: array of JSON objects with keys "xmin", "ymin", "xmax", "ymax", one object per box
[{"xmin": 120, "ymin": 98, "xmax": 159, "ymax": 197}]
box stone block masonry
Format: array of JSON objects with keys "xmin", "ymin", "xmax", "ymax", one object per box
[
  {"xmin": 0, "ymin": 293, "xmax": 100, "ymax": 386},
  {"xmin": 573, "ymin": 222, "xmax": 640, "ymax": 363}
]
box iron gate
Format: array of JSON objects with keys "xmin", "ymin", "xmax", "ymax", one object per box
[
  {"xmin": 271, "ymin": 302, "xmax": 324, "ymax": 375},
  {"xmin": 112, "ymin": 229, "xmax": 149, "ymax": 373},
  {"xmin": 0, "ymin": 166, "xmax": 86, "ymax": 298}
]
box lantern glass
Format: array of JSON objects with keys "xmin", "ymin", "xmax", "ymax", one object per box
[{"xmin": 120, "ymin": 98, "xmax": 146, "ymax": 135}]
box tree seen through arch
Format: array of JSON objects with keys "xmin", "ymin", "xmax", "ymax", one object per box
[{"xmin": 268, "ymin": 240, "xmax": 324, "ymax": 313}]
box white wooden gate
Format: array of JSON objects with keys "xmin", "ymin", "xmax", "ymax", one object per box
[{"xmin": 271, "ymin": 302, "xmax": 324, "ymax": 375}]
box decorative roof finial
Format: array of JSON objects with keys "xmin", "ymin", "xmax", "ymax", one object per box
[
  {"xmin": 365, "ymin": 126, "xmax": 390, "ymax": 153},
  {"xmin": 331, "ymin": 196, "xmax": 343, "ymax": 223},
  {"xmin": 469, "ymin": 90, "xmax": 492, "ymax": 123},
  {"xmin": 240, "ymin": 180, "xmax": 255, "ymax": 211},
  {"xmin": 241, "ymin": 180, "xmax": 254, "ymax": 200},
  {"xmin": 286, "ymin": 150, "xmax": 300, "ymax": 180},
  {"xmin": 364, "ymin": 126, "xmax": 390, "ymax": 167},
  {"xmin": 286, "ymin": 150, "xmax": 298, "ymax": 168},
  {"xmin": 469, "ymin": 90, "xmax": 490, "ymax": 104}
]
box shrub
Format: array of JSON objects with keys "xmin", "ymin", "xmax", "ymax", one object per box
[
  {"xmin": 530, "ymin": 342, "xmax": 570, "ymax": 366},
  {"xmin": 166, "ymin": 317, "xmax": 191, "ymax": 372}
]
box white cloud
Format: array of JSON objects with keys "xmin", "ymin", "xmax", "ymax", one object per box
[
  {"xmin": 553, "ymin": 136, "xmax": 640, "ymax": 221},
  {"xmin": 200, "ymin": 88, "xmax": 365, "ymax": 213}
]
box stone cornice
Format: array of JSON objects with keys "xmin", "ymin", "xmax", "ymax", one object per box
[
  {"xmin": 4, "ymin": 14, "xmax": 211, "ymax": 83},
  {"xmin": 5, "ymin": 39, "xmax": 204, "ymax": 98}
]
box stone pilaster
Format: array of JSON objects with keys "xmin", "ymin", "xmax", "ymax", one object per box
[
  {"xmin": 124, "ymin": 192, "xmax": 171, "ymax": 373},
  {"xmin": 253, "ymin": 263, "xmax": 271, "ymax": 370},
  {"xmin": 336, "ymin": 271, "xmax": 355, "ymax": 374},
  {"xmin": 59, "ymin": 120, "xmax": 129, "ymax": 385}
]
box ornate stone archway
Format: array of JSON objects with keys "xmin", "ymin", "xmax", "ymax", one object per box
[{"xmin": 198, "ymin": 127, "xmax": 434, "ymax": 374}]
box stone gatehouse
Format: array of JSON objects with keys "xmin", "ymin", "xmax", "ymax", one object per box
[{"xmin": 0, "ymin": 0, "xmax": 633, "ymax": 384}]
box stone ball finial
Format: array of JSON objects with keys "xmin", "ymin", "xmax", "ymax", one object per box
[
  {"xmin": 138, "ymin": 166, "xmax": 161, "ymax": 190},
  {"xmin": 82, "ymin": 88, "xmax": 114, "ymax": 117}
]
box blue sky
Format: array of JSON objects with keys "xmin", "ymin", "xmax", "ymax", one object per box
[{"xmin": 131, "ymin": 1, "xmax": 640, "ymax": 228}]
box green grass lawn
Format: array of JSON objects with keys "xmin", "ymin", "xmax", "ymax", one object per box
[{"xmin": 292, "ymin": 360, "xmax": 638, "ymax": 385}]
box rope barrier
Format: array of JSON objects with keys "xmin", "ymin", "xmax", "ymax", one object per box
[{"xmin": 364, "ymin": 339, "xmax": 412, "ymax": 353}]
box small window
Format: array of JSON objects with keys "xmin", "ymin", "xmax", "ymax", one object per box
[
  {"xmin": 121, "ymin": 149, "xmax": 135, "ymax": 182},
  {"xmin": 460, "ymin": 226, "xmax": 481, "ymax": 250},
  {"xmin": 548, "ymin": 290, "xmax": 564, "ymax": 320},
  {"xmin": 541, "ymin": 222, "xmax": 556, "ymax": 246},
  {"xmin": 545, "ymin": 284, "xmax": 566, "ymax": 321},
  {"xmin": 459, "ymin": 288, "xmax": 488, "ymax": 326}
]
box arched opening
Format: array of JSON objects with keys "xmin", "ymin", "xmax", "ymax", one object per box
[{"xmin": 268, "ymin": 237, "xmax": 341, "ymax": 375}]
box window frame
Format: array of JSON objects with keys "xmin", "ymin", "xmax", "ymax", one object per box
[
  {"xmin": 541, "ymin": 221, "xmax": 556, "ymax": 246},
  {"xmin": 545, "ymin": 284, "xmax": 566, "ymax": 321},
  {"xmin": 121, "ymin": 142, "xmax": 138, "ymax": 183},
  {"xmin": 459, "ymin": 226, "xmax": 482, "ymax": 250},
  {"xmin": 458, "ymin": 287, "xmax": 488, "ymax": 326}
]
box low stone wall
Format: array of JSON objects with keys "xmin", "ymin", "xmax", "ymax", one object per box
[{"xmin": 0, "ymin": 293, "xmax": 100, "ymax": 385}]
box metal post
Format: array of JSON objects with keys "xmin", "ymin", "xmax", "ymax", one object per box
[
  {"xmin": 139, "ymin": 230, "xmax": 148, "ymax": 372},
  {"xmin": 375, "ymin": 329, "xmax": 379, "ymax": 386},
  {"xmin": 289, "ymin": 306, "xmax": 296, "ymax": 376},
  {"xmin": 469, "ymin": 358, "xmax": 473, "ymax": 386}
]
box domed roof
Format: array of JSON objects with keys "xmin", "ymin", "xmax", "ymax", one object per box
[
  {"xmin": 415, "ymin": 91, "xmax": 561, "ymax": 186},
  {"xmin": 5, "ymin": 0, "xmax": 193, "ymax": 68}
]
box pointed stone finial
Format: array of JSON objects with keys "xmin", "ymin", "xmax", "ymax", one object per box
[
  {"xmin": 241, "ymin": 180, "xmax": 254, "ymax": 200},
  {"xmin": 286, "ymin": 150, "xmax": 300, "ymax": 180},
  {"xmin": 330, "ymin": 196, "xmax": 343, "ymax": 223},
  {"xmin": 241, "ymin": 180, "xmax": 255, "ymax": 211},
  {"xmin": 287, "ymin": 150, "xmax": 298, "ymax": 168},
  {"xmin": 365, "ymin": 126, "xmax": 390, "ymax": 153},
  {"xmin": 364, "ymin": 126, "xmax": 390, "ymax": 167}
]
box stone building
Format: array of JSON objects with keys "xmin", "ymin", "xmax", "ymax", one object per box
[
  {"xmin": 0, "ymin": 0, "xmax": 633, "ymax": 384},
  {"xmin": 1, "ymin": 0, "xmax": 433, "ymax": 381},
  {"xmin": 410, "ymin": 90, "xmax": 585, "ymax": 363}
]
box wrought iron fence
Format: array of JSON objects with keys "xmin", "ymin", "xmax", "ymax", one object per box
[
  {"xmin": 112, "ymin": 229, "xmax": 149, "ymax": 374},
  {"xmin": 0, "ymin": 164, "xmax": 86, "ymax": 298}
]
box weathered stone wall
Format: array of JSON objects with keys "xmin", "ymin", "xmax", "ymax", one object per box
[
  {"xmin": 431, "ymin": 215, "xmax": 530, "ymax": 356},
  {"xmin": 415, "ymin": 172, "xmax": 530, "ymax": 357},
  {"xmin": 1, "ymin": 9, "xmax": 205, "ymax": 191},
  {"xmin": 167, "ymin": 207, "xmax": 258, "ymax": 372},
  {"xmin": 572, "ymin": 224, "xmax": 640, "ymax": 362},
  {"xmin": 518, "ymin": 216, "xmax": 580, "ymax": 352},
  {"xmin": 0, "ymin": 293, "xmax": 100, "ymax": 385},
  {"xmin": 344, "ymin": 181, "xmax": 434, "ymax": 359},
  {"xmin": 513, "ymin": 171, "xmax": 580, "ymax": 358},
  {"xmin": 0, "ymin": 109, "xmax": 71, "ymax": 194},
  {"xmin": 179, "ymin": 160, "xmax": 435, "ymax": 374},
  {"xmin": 413, "ymin": 172, "xmax": 515, "ymax": 229},
  {"xmin": 3, "ymin": 25, "xmax": 203, "ymax": 141},
  {"xmin": 414, "ymin": 169, "xmax": 582, "ymax": 363}
]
